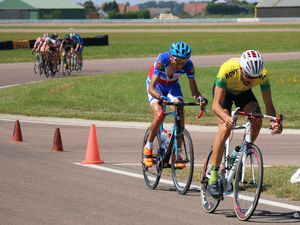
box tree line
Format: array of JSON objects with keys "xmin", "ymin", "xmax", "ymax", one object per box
[{"xmin": 81, "ymin": 0, "xmax": 259, "ymax": 19}]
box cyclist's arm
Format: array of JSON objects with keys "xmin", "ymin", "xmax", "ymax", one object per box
[
  {"xmin": 212, "ymin": 85, "xmax": 233, "ymax": 127},
  {"xmin": 261, "ymin": 88, "xmax": 282, "ymax": 133},
  {"xmin": 188, "ymin": 78, "xmax": 201, "ymax": 100},
  {"xmin": 148, "ymin": 75, "xmax": 161, "ymax": 100},
  {"xmin": 59, "ymin": 43, "xmax": 63, "ymax": 53},
  {"xmin": 261, "ymin": 89, "xmax": 276, "ymax": 117}
]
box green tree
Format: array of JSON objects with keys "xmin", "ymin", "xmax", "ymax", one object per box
[
  {"xmin": 103, "ymin": 1, "xmax": 119, "ymax": 13},
  {"xmin": 83, "ymin": 1, "xmax": 96, "ymax": 12}
]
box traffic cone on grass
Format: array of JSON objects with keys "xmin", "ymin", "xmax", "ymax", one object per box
[
  {"xmin": 12, "ymin": 120, "xmax": 23, "ymax": 142},
  {"xmin": 81, "ymin": 124, "xmax": 104, "ymax": 164},
  {"xmin": 52, "ymin": 128, "xmax": 64, "ymax": 152}
]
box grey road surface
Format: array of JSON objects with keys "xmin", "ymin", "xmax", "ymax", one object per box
[
  {"xmin": 1, "ymin": 51, "xmax": 300, "ymax": 87},
  {"xmin": 1, "ymin": 54, "xmax": 300, "ymax": 225},
  {"xmin": 1, "ymin": 119, "xmax": 300, "ymax": 225}
]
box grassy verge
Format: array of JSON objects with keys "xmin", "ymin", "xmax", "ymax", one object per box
[
  {"xmin": 1, "ymin": 31, "xmax": 300, "ymax": 63},
  {"xmin": 2, "ymin": 24, "xmax": 300, "ymax": 29},
  {"xmin": 0, "ymin": 59, "xmax": 299, "ymax": 128}
]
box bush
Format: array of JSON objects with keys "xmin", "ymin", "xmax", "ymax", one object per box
[{"xmin": 108, "ymin": 10, "xmax": 150, "ymax": 19}]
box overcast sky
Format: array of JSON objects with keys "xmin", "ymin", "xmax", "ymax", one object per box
[{"xmin": 73, "ymin": 0, "xmax": 261, "ymax": 6}]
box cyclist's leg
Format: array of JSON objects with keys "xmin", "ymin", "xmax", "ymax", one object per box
[
  {"xmin": 168, "ymin": 83, "xmax": 186, "ymax": 168},
  {"xmin": 79, "ymin": 46, "xmax": 83, "ymax": 65},
  {"xmin": 207, "ymin": 86, "xmax": 232, "ymax": 198},
  {"xmin": 144, "ymin": 80, "xmax": 166, "ymax": 167}
]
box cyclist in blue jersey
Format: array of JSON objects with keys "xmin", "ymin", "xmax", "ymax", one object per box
[
  {"xmin": 70, "ymin": 32, "xmax": 84, "ymax": 69},
  {"xmin": 143, "ymin": 41, "xmax": 208, "ymax": 168}
]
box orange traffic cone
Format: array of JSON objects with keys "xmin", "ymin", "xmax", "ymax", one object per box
[
  {"xmin": 81, "ymin": 124, "xmax": 104, "ymax": 164},
  {"xmin": 12, "ymin": 120, "xmax": 23, "ymax": 142},
  {"xmin": 52, "ymin": 128, "xmax": 64, "ymax": 152}
]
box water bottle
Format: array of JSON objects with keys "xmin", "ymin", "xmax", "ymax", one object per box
[
  {"xmin": 230, "ymin": 146, "xmax": 240, "ymax": 166},
  {"xmin": 160, "ymin": 129, "xmax": 168, "ymax": 149},
  {"xmin": 165, "ymin": 133, "xmax": 171, "ymax": 149}
]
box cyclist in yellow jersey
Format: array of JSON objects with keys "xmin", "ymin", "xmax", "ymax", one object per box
[{"xmin": 207, "ymin": 50, "xmax": 282, "ymax": 198}]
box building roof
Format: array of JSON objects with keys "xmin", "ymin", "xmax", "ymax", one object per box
[
  {"xmin": 0, "ymin": 0, "xmax": 84, "ymax": 10},
  {"xmin": 257, "ymin": 0, "xmax": 300, "ymax": 7},
  {"xmin": 184, "ymin": 3, "xmax": 208, "ymax": 15}
]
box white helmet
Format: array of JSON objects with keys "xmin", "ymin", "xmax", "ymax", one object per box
[
  {"xmin": 70, "ymin": 32, "xmax": 75, "ymax": 39},
  {"xmin": 240, "ymin": 50, "xmax": 264, "ymax": 78},
  {"xmin": 45, "ymin": 37, "xmax": 51, "ymax": 44}
]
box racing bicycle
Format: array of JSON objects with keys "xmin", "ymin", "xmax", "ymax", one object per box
[
  {"xmin": 142, "ymin": 100, "xmax": 205, "ymax": 195},
  {"xmin": 200, "ymin": 107, "xmax": 283, "ymax": 221}
]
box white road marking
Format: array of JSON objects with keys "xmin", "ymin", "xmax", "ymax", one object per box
[{"xmin": 74, "ymin": 163, "xmax": 300, "ymax": 211}]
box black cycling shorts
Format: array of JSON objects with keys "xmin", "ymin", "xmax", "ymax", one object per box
[{"xmin": 212, "ymin": 84, "xmax": 258, "ymax": 111}]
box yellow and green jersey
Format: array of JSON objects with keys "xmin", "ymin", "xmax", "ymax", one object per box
[{"xmin": 214, "ymin": 58, "xmax": 270, "ymax": 96}]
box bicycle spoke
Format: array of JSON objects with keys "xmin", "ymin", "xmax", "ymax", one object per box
[
  {"xmin": 233, "ymin": 145, "xmax": 263, "ymax": 221},
  {"xmin": 171, "ymin": 129, "xmax": 194, "ymax": 195},
  {"xmin": 200, "ymin": 147, "xmax": 220, "ymax": 213},
  {"xmin": 142, "ymin": 128, "xmax": 162, "ymax": 189}
]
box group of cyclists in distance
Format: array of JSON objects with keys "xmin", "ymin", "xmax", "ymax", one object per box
[
  {"xmin": 144, "ymin": 41, "xmax": 283, "ymax": 198},
  {"xmin": 32, "ymin": 32, "xmax": 84, "ymax": 76}
]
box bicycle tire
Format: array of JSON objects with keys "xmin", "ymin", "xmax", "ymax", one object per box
[
  {"xmin": 171, "ymin": 129, "xmax": 194, "ymax": 195},
  {"xmin": 233, "ymin": 144, "xmax": 263, "ymax": 221},
  {"xmin": 142, "ymin": 127, "xmax": 163, "ymax": 189},
  {"xmin": 34, "ymin": 61, "xmax": 38, "ymax": 74},
  {"xmin": 200, "ymin": 147, "xmax": 221, "ymax": 213}
]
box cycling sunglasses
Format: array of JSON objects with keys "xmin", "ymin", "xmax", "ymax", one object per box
[
  {"xmin": 172, "ymin": 56, "xmax": 188, "ymax": 64},
  {"xmin": 243, "ymin": 71, "xmax": 260, "ymax": 80}
]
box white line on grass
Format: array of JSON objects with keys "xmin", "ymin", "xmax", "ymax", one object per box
[{"xmin": 74, "ymin": 163, "xmax": 300, "ymax": 212}]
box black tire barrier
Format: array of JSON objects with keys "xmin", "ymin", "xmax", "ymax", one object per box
[
  {"xmin": 0, "ymin": 41, "xmax": 5, "ymax": 50},
  {"xmin": 0, "ymin": 35, "xmax": 109, "ymax": 50},
  {"xmin": 29, "ymin": 39, "xmax": 36, "ymax": 49},
  {"xmin": 83, "ymin": 35, "xmax": 109, "ymax": 46},
  {"xmin": 0, "ymin": 40, "xmax": 14, "ymax": 50}
]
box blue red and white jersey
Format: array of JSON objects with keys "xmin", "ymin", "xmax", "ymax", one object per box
[
  {"xmin": 147, "ymin": 52, "xmax": 195, "ymax": 85},
  {"xmin": 74, "ymin": 34, "xmax": 84, "ymax": 45}
]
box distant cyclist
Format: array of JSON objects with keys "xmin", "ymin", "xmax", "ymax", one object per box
[
  {"xmin": 60, "ymin": 34, "xmax": 74, "ymax": 68},
  {"xmin": 70, "ymin": 32, "xmax": 84, "ymax": 69},
  {"xmin": 143, "ymin": 41, "xmax": 208, "ymax": 168},
  {"xmin": 207, "ymin": 50, "xmax": 282, "ymax": 198}
]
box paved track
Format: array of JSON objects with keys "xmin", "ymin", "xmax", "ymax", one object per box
[{"xmin": 1, "ymin": 54, "xmax": 300, "ymax": 225}]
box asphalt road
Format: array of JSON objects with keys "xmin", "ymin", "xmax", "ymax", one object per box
[{"xmin": 1, "ymin": 54, "xmax": 300, "ymax": 225}]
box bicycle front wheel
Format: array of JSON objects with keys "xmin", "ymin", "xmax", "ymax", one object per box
[
  {"xmin": 200, "ymin": 147, "xmax": 220, "ymax": 213},
  {"xmin": 171, "ymin": 129, "xmax": 194, "ymax": 195},
  {"xmin": 233, "ymin": 144, "xmax": 263, "ymax": 221},
  {"xmin": 142, "ymin": 127, "xmax": 162, "ymax": 189}
]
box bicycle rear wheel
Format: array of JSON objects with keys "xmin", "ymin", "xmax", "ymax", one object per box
[
  {"xmin": 200, "ymin": 147, "xmax": 220, "ymax": 213},
  {"xmin": 142, "ymin": 127, "xmax": 163, "ymax": 189},
  {"xmin": 171, "ymin": 129, "xmax": 194, "ymax": 195},
  {"xmin": 34, "ymin": 59, "xmax": 38, "ymax": 74},
  {"xmin": 233, "ymin": 144, "xmax": 263, "ymax": 221}
]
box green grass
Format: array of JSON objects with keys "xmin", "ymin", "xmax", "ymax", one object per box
[
  {"xmin": 0, "ymin": 59, "xmax": 299, "ymax": 128},
  {"xmin": 1, "ymin": 23, "xmax": 300, "ymax": 29},
  {"xmin": 1, "ymin": 31, "xmax": 300, "ymax": 63}
]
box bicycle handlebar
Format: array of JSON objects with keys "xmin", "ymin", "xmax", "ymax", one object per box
[
  {"xmin": 232, "ymin": 107, "xmax": 283, "ymax": 133},
  {"xmin": 158, "ymin": 100, "xmax": 206, "ymax": 120}
]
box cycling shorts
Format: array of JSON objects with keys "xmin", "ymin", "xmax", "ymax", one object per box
[
  {"xmin": 212, "ymin": 84, "xmax": 258, "ymax": 111},
  {"xmin": 146, "ymin": 78, "xmax": 183, "ymax": 105}
]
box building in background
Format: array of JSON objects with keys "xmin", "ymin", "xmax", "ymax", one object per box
[
  {"xmin": 256, "ymin": 0, "xmax": 300, "ymax": 17},
  {"xmin": 183, "ymin": 3, "xmax": 208, "ymax": 16},
  {"xmin": 0, "ymin": 0, "xmax": 85, "ymax": 19}
]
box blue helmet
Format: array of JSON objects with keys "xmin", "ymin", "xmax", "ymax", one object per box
[{"xmin": 169, "ymin": 41, "xmax": 191, "ymax": 59}]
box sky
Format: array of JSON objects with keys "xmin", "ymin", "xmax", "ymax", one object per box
[{"xmin": 72, "ymin": 0, "xmax": 261, "ymax": 6}]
